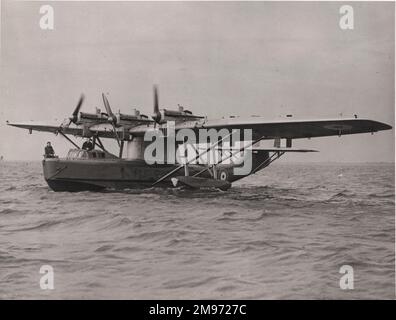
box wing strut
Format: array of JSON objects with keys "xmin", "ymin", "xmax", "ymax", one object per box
[
  {"xmin": 94, "ymin": 136, "xmax": 108, "ymax": 153},
  {"xmin": 151, "ymin": 131, "xmax": 234, "ymax": 186},
  {"xmin": 59, "ymin": 131, "xmax": 80, "ymax": 149},
  {"xmin": 119, "ymin": 141, "xmax": 124, "ymax": 158},
  {"xmin": 192, "ymin": 135, "xmax": 266, "ymax": 178},
  {"xmin": 252, "ymin": 151, "xmax": 285, "ymax": 174}
]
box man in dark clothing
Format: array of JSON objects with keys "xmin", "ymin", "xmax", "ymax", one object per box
[
  {"xmin": 82, "ymin": 139, "xmax": 94, "ymax": 151},
  {"xmin": 44, "ymin": 142, "xmax": 55, "ymax": 158}
]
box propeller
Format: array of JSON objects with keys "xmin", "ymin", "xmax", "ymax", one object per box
[
  {"xmin": 102, "ymin": 93, "xmax": 117, "ymax": 124},
  {"xmin": 101, "ymin": 93, "xmax": 121, "ymax": 147},
  {"xmin": 152, "ymin": 85, "xmax": 161, "ymax": 124},
  {"xmin": 67, "ymin": 94, "xmax": 85, "ymax": 126}
]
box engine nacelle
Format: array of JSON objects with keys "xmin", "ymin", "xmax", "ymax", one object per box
[
  {"xmin": 116, "ymin": 109, "xmax": 150, "ymax": 124},
  {"xmin": 77, "ymin": 108, "xmax": 108, "ymax": 124},
  {"xmin": 77, "ymin": 107, "xmax": 150, "ymax": 126},
  {"xmin": 155, "ymin": 106, "xmax": 203, "ymax": 123}
]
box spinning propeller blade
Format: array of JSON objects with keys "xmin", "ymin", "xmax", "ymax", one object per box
[
  {"xmin": 102, "ymin": 93, "xmax": 115, "ymax": 120},
  {"xmin": 152, "ymin": 85, "xmax": 161, "ymax": 124},
  {"xmin": 102, "ymin": 93, "xmax": 121, "ymax": 147},
  {"xmin": 67, "ymin": 94, "xmax": 85, "ymax": 126},
  {"xmin": 73, "ymin": 95, "xmax": 84, "ymax": 117}
]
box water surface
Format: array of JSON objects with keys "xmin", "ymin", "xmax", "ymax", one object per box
[{"xmin": 0, "ymin": 162, "xmax": 394, "ymax": 299}]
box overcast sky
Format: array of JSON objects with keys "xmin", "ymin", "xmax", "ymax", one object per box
[{"xmin": 0, "ymin": 1, "xmax": 394, "ymax": 161}]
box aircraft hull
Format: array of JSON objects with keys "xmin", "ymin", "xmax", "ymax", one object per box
[
  {"xmin": 42, "ymin": 159, "xmax": 236, "ymax": 192},
  {"xmin": 42, "ymin": 151, "xmax": 270, "ymax": 192}
]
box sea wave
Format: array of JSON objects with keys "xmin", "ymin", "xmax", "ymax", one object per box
[{"xmin": 0, "ymin": 161, "xmax": 394, "ymax": 299}]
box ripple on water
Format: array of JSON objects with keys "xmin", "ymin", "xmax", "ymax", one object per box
[{"xmin": 0, "ymin": 162, "xmax": 394, "ymax": 299}]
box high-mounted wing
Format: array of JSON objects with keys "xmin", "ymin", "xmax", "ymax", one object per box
[
  {"xmin": 6, "ymin": 121, "xmax": 83, "ymax": 136},
  {"xmin": 6, "ymin": 121, "xmax": 121, "ymax": 139},
  {"xmin": 130, "ymin": 117, "xmax": 392, "ymax": 139},
  {"xmin": 6, "ymin": 87, "xmax": 392, "ymax": 141},
  {"xmin": 7, "ymin": 117, "xmax": 392, "ymax": 141}
]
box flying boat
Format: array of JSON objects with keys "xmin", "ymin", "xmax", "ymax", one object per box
[{"xmin": 6, "ymin": 86, "xmax": 392, "ymax": 192}]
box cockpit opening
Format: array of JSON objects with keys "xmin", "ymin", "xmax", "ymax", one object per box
[{"xmin": 66, "ymin": 149, "xmax": 109, "ymax": 160}]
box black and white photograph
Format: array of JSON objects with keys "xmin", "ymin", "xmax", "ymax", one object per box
[{"xmin": 0, "ymin": 0, "xmax": 394, "ymax": 303}]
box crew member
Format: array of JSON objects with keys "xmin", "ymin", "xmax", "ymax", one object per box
[
  {"xmin": 44, "ymin": 142, "xmax": 55, "ymax": 158},
  {"xmin": 82, "ymin": 139, "xmax": 94, "ymax": 151}
]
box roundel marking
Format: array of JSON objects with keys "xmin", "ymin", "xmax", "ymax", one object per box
[{"xmin": 219, "ymin": 171, "xmax": 228, "ymax": 181}]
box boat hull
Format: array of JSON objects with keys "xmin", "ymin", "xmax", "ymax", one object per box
[
  {"xmin": 42, "ymin": 150, "xmax": 270, "ymax": 192},
  {"xmin": 43, "ymin": 158, "xmax": 235, "ymax": 192}
]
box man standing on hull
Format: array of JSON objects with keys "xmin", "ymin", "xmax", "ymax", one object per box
[{"xmin": 44, "ymin": 141, "xmax": 55, "ymax": 158}]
